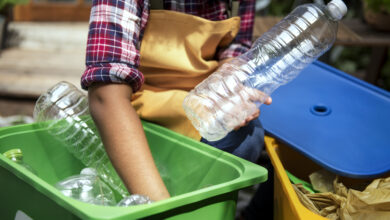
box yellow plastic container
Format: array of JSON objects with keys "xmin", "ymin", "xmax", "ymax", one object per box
[
  {"xmin": 265, "ymin": 136, "xmax": 390, "ymax": 220},
  {"xmin": 265, "ymin": 136, "xmax": 326, "ymax": 220}
]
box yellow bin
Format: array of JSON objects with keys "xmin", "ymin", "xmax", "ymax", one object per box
[
  {"xmin": 265, "ymin": 136, "xmax": 326, "ymax": 220},
  {"xmin": 265, "ymin": 136, "xmax": 390, "ymax": 220}
]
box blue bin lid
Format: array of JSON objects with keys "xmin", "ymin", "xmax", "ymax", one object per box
[{"xmin": 259, "ymin": 61, "xmax": 390, "ymax": 178}]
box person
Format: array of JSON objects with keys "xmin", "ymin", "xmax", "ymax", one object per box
[{"xmin": 81, "ymin": 0, "xmax": 271, "ymax": 202}]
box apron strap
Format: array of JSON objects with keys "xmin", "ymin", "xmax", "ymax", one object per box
[{"xmin": 149, "ymin": 0, "xmax": 240, "ymax": 18}]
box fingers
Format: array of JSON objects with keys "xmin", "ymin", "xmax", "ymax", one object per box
[
  {"xmin": 247, "ymin": 88, "xmax": 272, "ymax": 105},
  {"xmin": 264, "ymin": 97, "xmax": 272, "ymax": 105},
  {"xmin": 232, "ymin": 95, "xmax": 272, "ymax": 131},
  {"xmin": 234, "ymin": 122, "xmax": 246, "ymax": 131},
  {"xmin": 234, "ymin": 109, "xmax": 260, "ymax": 130},
  {"xmin": 248, "ymin": 109, "xmax": 260, "ymax": 121}
]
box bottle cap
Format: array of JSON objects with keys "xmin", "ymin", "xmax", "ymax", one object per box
[
  {"xmin": 327, "ymin": 0, "xmax": 347, "ymax": 20},
  {"xmin": 3, "ymin": 148, "xmax": 23, "ymax": 160}
]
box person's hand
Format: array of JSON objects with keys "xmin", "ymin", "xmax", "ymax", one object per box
[
  {"xmin": 218, "ymin": 57, "xmax": 272, "ymax": 130},
  {"xmin": 234, "ymin": 96, "xmax": 272, "ymax": 130}
]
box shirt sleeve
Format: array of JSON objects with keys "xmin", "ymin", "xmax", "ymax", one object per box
[
  {"xmin": 217, "ymin": 0, "xmax": 256, "ymax": 60},
  {"xmin": 81, "ymin": 0, "xmax": 149, "ymax": 92}
]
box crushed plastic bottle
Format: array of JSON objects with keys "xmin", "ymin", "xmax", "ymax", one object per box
[
  {"xmin": 183, "ymin": 0, "xmax": 347, "ymax": 141},
  {"xmin": 55, "ymin": 168, "xmax": 116, "ymax": 206},
  {"xmin": 3, "ymin": 148, "xmax": 37, "ymax": 174},
  {"xmin": 117, "ymin": 194, "xmax": 153, "ymax": 206},
  {"xmin": 33, "ymin": 81, "xmax": 129, "ymax": 198}
]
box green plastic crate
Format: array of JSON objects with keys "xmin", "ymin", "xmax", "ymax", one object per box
[{"xmin": 0, "ymin": 120, "xmax": 267, "ymax": 220}]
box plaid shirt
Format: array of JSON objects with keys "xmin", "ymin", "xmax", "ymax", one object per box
[{"xmin": 81, "ymin": 0, "xmax": 256, "ymax": 92}]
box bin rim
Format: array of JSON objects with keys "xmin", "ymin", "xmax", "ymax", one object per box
[{"xmin": 0, "ymin": 121, "xmax": 267, "ymax": 220}]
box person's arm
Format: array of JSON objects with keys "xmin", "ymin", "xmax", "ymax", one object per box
[
  {"xmin": 89, "ymin": 83, "xmax": 169, "ymax": 201},
  {"xmin": 81, "ymin": 0, "xmax": 169, "ymax": 201}
]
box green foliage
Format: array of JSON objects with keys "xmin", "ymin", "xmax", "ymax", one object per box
[
  {"xmin": 266, "ymin": 0, "xmax": 295, "ymax": 16},
  {"xmin": 330, "ymin": 47, "xmax": 371, "ymax": 75},
  {"xmin": 364, "ymin": 0, "xmax": 390, "ymax": 14},
  {"xmin": 329, "ymin": 47, "xmax": 390, "ymax": 92},
  {"xmin": 0, "ymin": 0, "xmax": 28, "ymax": 11}
]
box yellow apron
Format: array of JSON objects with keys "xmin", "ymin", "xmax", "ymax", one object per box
[{"xmin": 132, "ymin": 10, "xmax": 240, "ymax": 140}]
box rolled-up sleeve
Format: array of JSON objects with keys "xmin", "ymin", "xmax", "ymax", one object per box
[
  {"xmin": 217, "ymin": 0, "xmax": 255, "ymax": 60},
  {"xmin": 81, "ymin": 0, "xmax": 149, "ymax": 92}
]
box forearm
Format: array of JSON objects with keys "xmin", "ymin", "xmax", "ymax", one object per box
[{"xmin": 88, "ymin": 83, "xmax": 170, "ymax": 201}]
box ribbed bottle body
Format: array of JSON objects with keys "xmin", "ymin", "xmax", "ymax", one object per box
[
  {"xmin": 243, "ymin": 3, "xmax": 338, "ymax": 94},
  {"xmin": 184, "ymin": 3, "xmax": 340, "ymax": 141},
  {"xmin": 33, "ymin": 81, "xmax": 129, "ymax": 198}
]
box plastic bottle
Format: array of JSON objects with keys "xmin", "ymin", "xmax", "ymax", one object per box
[
  {"xmin": 55, "ymin": 168, "xmax": 116, "ymax": 206},
  {"xmin": 183, "ymin": 0, "xmax": 347, "ymax": 141},
  {"xmin": 117, "ymin": 194, "xmax": 153, "ymax": 206},
  {"xmin": 33, "ymin": 81, "xmax": 129, "ymax": 198},
  {"xmin": 3, "ymin": 148, "xmax": 36, "ymax": 174}
]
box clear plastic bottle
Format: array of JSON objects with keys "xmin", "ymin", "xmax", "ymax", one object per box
[
  {"xmin": 33, "ymin": 81, "xmax": 129, "ymax": 198},
  {"xmin": 3, "ymin": 148, "xmax": 36, "ymax": 174},
  {"xmin": 117, "ymin": 194, "xmax": 153, "ymax": 206},
  {"xmin": 56, "ymin": 168, "xmax": 116, "ymax": 206},
  {"xmin": 183, "ymin": 0, "xmax": 347, "ymax": 141}
]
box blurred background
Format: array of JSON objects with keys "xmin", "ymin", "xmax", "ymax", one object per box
[{"xmin": 0, "ymin": 0, "xmax": 389, "ymax": 119}]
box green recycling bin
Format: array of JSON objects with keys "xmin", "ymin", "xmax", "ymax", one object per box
[{"xmin": 0, "ymin": 120, "xmax": 267, "ymax": 220}]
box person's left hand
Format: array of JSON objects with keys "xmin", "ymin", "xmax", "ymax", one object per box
[
  {"xmin": 234, "ymin": 96, "xmax": 272, "ymax": 130},
  {"xmin": 218, "ymin": 58, "xmax": 273, "ymax": 130}
]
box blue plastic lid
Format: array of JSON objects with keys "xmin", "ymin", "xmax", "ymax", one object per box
[{"xmin": 259, "ymin": 61, "xmax": 390, "ymax": 178}]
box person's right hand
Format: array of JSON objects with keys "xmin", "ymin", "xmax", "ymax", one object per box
[{"xmin": 88, "ymin": 83, "xmax": 170, "ymax": 201}]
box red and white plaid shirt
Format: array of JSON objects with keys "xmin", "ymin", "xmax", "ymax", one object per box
[{"xmin": 81, "ymin": 0, "xmax": 256, "ymax": 92}]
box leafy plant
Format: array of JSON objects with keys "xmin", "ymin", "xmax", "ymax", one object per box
[
  {"xmin": 0, "ymin": 0, "xmax": 28, "ymax": 11},
  {"xmin": 266, "ymin": 0, "xmax": 295, "ymax": 16},
  {"xmin": 363, "ymin": 0, "xmax": 390, "ymax": 14}
]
